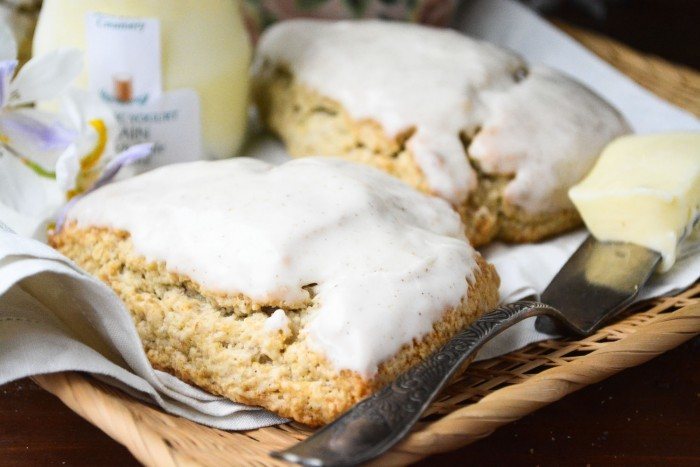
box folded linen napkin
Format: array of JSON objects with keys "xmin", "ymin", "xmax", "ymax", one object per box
[
  {"xmin": 0, "ymin": 222, "xmax": 286, "ymax": 429},
  {"xmin": 1, "ymin": 0, "xmax": 699, "ymax": 430}
]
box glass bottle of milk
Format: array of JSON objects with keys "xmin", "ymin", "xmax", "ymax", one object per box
[{"xmin": 33, "ymin": 0, "xmax": 251, "ymax": 171}]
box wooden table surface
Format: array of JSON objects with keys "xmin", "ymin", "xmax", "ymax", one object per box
[{"xmin": 2, "ymin": 1, "xmax": 699, "ymax": 466}]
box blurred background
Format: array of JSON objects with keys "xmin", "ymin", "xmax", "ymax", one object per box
[
  {"xmin": 1, "ymin": 0, "xmax": 698, "ymax": 69},
  {"xmin": 530, "ymin": 0, "xmax": 700, "ymax": 69}
]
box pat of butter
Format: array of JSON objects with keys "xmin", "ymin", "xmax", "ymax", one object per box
[
  {"xmin": 569, "ymin": 132, "xmax": 700, "ymax": 272},
  {"xmin": 33, "ymin": 0, "xmax": 251, "ymax": 159}
]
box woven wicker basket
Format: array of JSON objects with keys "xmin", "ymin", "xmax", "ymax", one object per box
[{"xmin": 33, "ymin": 24, "xmax": 700, "ymax": 467}]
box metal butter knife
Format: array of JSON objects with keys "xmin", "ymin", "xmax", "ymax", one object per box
[{"xmin": 271, "ymin": 236, "xmax": 661, "ymax": 466}]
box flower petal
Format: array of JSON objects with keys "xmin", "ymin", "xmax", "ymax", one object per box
[
  {"xmin": 0, "ymin": 150, "xmax": 63, "ymax": 237},
  {"xmin": 0, "ymin": 60, "xmax": 17, "ymax": 107},
  {"xmin": 0, "ymin": 107, "xmax": 76, "ymax": 149},
  {"xmin": 55, "ymin": 145, "xmax": 81, "ymax": 193},
  {"xmin": 0, "ymin": 23, "xmax": 17, "ymax": 61},
  {"xmin": 96, "ymin": 143, "xmax": 155, "ymax": 189},
  {"xmin": 62, "ymin": 87, "xmax": 117, "ymax": 133},
  {"xmin": 55, "ymin": 143, "xmax": 153, "ymax": 231},
  {"xmin": 8, "ymin": 48, "xmax": 83, "ymax": 106},
  {"xmin": 60, "ymin": 87, "xmax": 117, "ymax": 164},
  {"xmin": 0, "ymin": 108, "xmax": 77, "ymax": 169}
]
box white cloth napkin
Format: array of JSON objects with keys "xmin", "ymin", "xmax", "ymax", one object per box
[
  {"xmin": 1, "ymin": 0, "xmax": 699, "ymax": 430},
  {"xmin": 476, "ymin": 231, "xmax": 700, "ymax": 359},
  {"xmin": 0, "ymin": 221, "xmax": 287, "ymax": 429}
]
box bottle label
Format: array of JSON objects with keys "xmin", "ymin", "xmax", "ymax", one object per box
[{"xmin": 85, "ymin": 12, "xmax": 203, "ymax": 170}]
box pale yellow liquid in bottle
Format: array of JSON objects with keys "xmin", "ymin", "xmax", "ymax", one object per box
[{"xmin": 33, "ymin": 0, "xmax": 251, "ymax": 158}]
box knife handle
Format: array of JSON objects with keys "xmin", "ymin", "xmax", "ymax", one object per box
[{"xmin": 271, "ymin": 301, "xmax": 565, "ymax": 467}]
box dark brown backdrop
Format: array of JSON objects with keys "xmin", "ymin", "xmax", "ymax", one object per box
[{"xmin": 543, "ymin": 0, "xmax": 700, "ymax": 69}]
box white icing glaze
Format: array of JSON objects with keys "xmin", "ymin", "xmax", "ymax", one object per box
[
  {"xmin": 255, "ymin": 20, "xmax": 630, "ymax": 212},
  {"xmin": 470, "ymin": 66, "xmax": 630, "ymax": 212},
  {"xmin": 264, "ymin": 309, "xmax": 290, "ymax": 333},
  {"xmin": 67, "ymin": 157, "xmax": 478, "ymax": 376}
]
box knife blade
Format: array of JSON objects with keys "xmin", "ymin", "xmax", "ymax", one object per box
[
  {"xmin": 274, "ymin": 133, "xmax": 700, "ymax": 465},
  {"xmin": 272, "ymin": 237, "xmax": 662, "ymax": 466},
  {"xmin": 536, "ymin": 235, "xmax": 661, "ymax": 335}
]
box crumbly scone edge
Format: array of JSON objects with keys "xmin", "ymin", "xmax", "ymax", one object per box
[
  {"xmin": 253, "ymin": 64, "xmax": 583, "ymax": 246},
  {"xmin": 50, "ymin": 224, "xmax": 499, "ymax": 426}
]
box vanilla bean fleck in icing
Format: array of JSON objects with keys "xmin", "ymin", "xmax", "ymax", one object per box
[
  {"xmin": 67, "ymin": 157, "xmax": 479, "ymax": 376},
  {"xmin": 255, "ymin": 20, "xmax": 630, "ymax": 212}
]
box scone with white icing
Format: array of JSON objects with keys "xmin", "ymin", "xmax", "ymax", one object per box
[
  {"xmin": 50, "ymin": 157, "xmax": 499, "ymax": 426},
  {"xmin": 253, "ymin": 20, "xmax": 631, "ymax": 246}
]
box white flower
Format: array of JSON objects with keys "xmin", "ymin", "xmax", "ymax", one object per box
[
  {"xmin": 0, "ymin": 23, "xmax": 153, "ymax": 238},
  {"xmin": 0, "ymin": 22, "xmax": 83, "ymax": 174},
  {"xmin": 0, "ymin": 149, "xmax": 63, "ymax": 238},
  {"xmin": 55, "ymin": 88, "xmax": 118, "ymax": 196}
]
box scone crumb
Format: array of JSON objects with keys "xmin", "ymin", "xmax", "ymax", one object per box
[{"xmin": 265, "ymin": 309, "xmax": 290, "ymax": 333}]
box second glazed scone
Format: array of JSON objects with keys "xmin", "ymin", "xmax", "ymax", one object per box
[
  {"xmin": 50, "ymin": 157, "xmax": 499, "ymax": 426},
  {"xmin": 253, "ymin": 20, "xmax": 631, "ymax": 246}
]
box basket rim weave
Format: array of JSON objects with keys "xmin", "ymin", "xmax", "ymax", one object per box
[{"xmin": 33, "ymin": 23, "xmax": 700, "ymax": 467}]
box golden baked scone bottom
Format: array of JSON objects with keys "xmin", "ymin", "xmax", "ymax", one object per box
[
  {"xmin": 254, "ymin": 65, "xmax": 582, "ymax": 247},
  {"xmin": 50, "ymin": 224, "xmax": 499, "ymax": 426}
]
